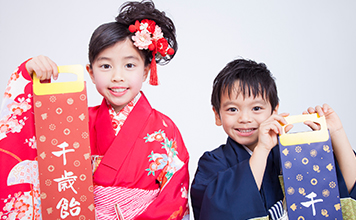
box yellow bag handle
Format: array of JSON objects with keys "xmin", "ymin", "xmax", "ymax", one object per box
[
  {"xmin": 279, "ymin": 113, "xmax": 329, "ymax": 146},
  {"xmin": 33, "ymin": 65, "xmax": 84, "ymax": 95}
]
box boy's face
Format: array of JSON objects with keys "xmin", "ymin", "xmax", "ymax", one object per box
[
  {"xmin": 87, "ymin": 38, "xmax": 149, "ymax": 113},
  {"xmin": 214, "ymin": 82, "xmax": 278, "ymax": 151}
]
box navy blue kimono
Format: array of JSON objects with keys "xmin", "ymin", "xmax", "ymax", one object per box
[{"xmin": 190, "ymin": 137, "xmax": 356, "ymax": 220}]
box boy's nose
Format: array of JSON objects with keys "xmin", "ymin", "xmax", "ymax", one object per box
[{"xmin": 238, "ymin": 111, "xmax": 252, "ymax": 123}]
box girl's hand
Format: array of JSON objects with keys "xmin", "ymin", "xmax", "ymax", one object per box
[
  {"xmin": 303, "ymin": 104, "xmax": 343, "ymax": 136},
  {"xmin": 26, "ymin": 55, "xmax": 59, "ymax": 80},
  {"xmin": 257, "ymin": 112, "xmax": 290, "ymax": 152}
]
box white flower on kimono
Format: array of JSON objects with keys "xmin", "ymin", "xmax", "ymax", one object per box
[
  {"xmin": 0, "ymin": 116, "xmax": 23, "ymax": 134},
  {"xmin": 6, "ymin": 68, "xmax": 20, "ymax": 87},
  {"xmin": 146, "ymin": 151, "xmax": 167, "ymax": 176},
  {"xmin": 7, "ymin": 101, "xmax": 31, "ymax": 116},
  {"xmin": 4, "ymin": 86, "xmax": 12, "ymax": 99},
  {"xmin": 2, "ymin": 192, "xmax": 33, "ymax": 219},
  {"xmin": 163, "ymin": 138, "xmax": 178, "ymax": 157},
  {"xmin": 181, "ymin": 186, "xmax": 188, "ymax": 199},
  {"xmin": 144, "ymin": 130, "xmax": 166, "ymax": 143}
]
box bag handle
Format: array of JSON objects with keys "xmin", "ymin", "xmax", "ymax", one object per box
[
  {"xmin": 33, "ymin": 65, "xmax": 84, "ymax": 95},
  {"xmin": 279, "ymin": 113, "xmax": 329, "ymax": 146}
]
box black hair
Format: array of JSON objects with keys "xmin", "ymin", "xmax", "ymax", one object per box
[
  {"xmin": 88, "ymin": 0, "xmax": 177, "ymax": 67},
  {"xmin": 211, "ymin": 59, "xmax": 279, "ymax": 115}
]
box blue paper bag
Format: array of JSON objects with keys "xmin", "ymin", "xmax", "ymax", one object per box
[{"xmin": 279, "ymin": 114, "xmax": 342, "ymax": 219}]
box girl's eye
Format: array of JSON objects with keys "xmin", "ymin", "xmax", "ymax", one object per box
[
  {"xmin": 252, "ymin": 106, "xmax": 262, "ymax": 111},
  {"xmin": 126, "ymin": 63, "xmax": 135, "ymax": 68}
]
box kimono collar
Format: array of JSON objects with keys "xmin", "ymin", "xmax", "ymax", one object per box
[
  {"xmin": 93, "ymin": 92, "xmax": 153, "ymax": 185},
  {"xmin": 106, "ymin": 92, "xmax": 141, "ymax": 135}
]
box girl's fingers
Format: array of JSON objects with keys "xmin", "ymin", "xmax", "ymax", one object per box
[
  {"xmin": 284, "ymin": 124, "xmax": 293, "ymax": 133},
  {"xmin": 30, "ymin": 55, "xmax": 58, "ymax": 80}
]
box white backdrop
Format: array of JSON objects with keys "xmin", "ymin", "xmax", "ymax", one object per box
[{"xmin": 1, "ymin": 0, "xmax": 355, "ymax": 193}]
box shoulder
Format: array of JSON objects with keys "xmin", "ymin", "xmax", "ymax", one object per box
[
  {"xmin": 149, "ymin": 108, "xmax": 183, "ymax": 138},
  {"xmin": 88, "ymin": 105, "xmax": 100, "ymax": 120},
  {"xmin": 199, "ymin": 145, "xmax": 228, "ymax": 169},
  {"xmin": 146, "ymin": 108, "xmax": 189, "ymax": 159},
  {"xmin": 151, "ymin": 109, "xmax": 176, "ymax": 127},
  {"xmin": 193, "ymin": 145, "xmax": 230, "ymax": 182}
]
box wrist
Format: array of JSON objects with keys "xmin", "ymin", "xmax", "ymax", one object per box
[
  {"xmin": 329, "ymin": 126, "xmax": 345, "ymax": 139},
  {"xmin": 253, "ymin": 144, "xmax": 271, "ymax": 157}
]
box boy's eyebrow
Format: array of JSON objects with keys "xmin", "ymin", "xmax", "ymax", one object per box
[
  {"xmin": 221, "ymin": 100, "xmax": 237, "ymax": 108},
  {"xmin": 221, "ymin": 97, "xmax": 268, "ymax": 108}
]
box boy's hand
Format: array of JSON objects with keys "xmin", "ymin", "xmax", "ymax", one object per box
[
  {"xmin": 303, "ymin": 104, "xmax": 343, "ymax": 136},
  {"xmin": 26, "ymin": 55, "xmax": 59, "ymax": 80},
  {"xmin": 257, "ymin": 113, "xmax": 289, "ymax": 152}
]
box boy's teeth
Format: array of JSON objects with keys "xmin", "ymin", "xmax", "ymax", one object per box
[
  {"xmin": 112, "ymin": 88, "xmax": 126, "ymax": 93},
  {"xmin": 238, "ymin": 129, "xmax": 253, "ymax": 133}
]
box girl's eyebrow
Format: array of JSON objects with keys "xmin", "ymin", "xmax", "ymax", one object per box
[
  {"xmin": 123, "ymin": 55, "xmax": 140, "ymax": 61},
  {"xmin": 96, "ymin": 57, "xmax": 112, "ymax": 62},
  {"xmin": 96, "ymin": 55, "xmax": 141, "ymax": 62}
]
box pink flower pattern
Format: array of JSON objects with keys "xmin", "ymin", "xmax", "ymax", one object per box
[
  {"xmin": 107, "ymin": 93, "xmax": 141, "ymax": 136},
  {"xmin": 132, "ymin": 30, "xmax": 152, "ymax": 50}
]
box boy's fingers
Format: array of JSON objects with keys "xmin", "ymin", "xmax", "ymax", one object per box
[
  {"xmin": 315, "ymin": 105, "xmax": 324, "ymax": 116},
  {"xmin": 304, "ymin": 120, "xmax": 321, "ymax": 131},
  {"xmin": 307, "ymin": 107, "xmax": 316, "ymax": 114}
]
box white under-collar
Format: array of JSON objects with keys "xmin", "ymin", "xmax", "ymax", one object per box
[{"xmin": 242, "ymin": 145, "xmax": 253, "ymax": 155}]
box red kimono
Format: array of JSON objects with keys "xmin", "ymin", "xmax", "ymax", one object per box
[{"xmin": 0, "ymin": 61, "xmax": 190, "ymax": 220}]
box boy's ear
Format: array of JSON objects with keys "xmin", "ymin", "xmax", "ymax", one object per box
[
  {"xmin": 273, "ymin": 103, "xmax": 279, "ymax": 114},
  {"xmin": 86, "ymin": 64, "xmax": 95, "ymax": 84},
  {"xmin": 213, "ymin": 107, "xmax": 222, "ymax": 126}
]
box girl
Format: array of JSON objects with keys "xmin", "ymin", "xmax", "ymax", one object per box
[{"xmin": 0, "ymin": 1, "xmax": 189, "ymax": 220}]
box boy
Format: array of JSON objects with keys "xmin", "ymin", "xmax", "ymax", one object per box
[{"xmin": 190, "ymin": 59, "xmax": 356, "ymax": 219}]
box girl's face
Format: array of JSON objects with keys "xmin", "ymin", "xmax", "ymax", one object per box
[{"xmin": 87, "ymin": 38, "xmax": 149, "ymax": 112}]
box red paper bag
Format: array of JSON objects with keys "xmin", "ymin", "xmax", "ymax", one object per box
[{"xmin": 33, "ymin": 65, "xmax": 95, "ymax": 219}]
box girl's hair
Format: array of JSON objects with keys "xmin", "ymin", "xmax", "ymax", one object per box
[
  {"xmin": 88, "ymin": 0, "xmax": 177, "ymax": 67},
  {"xmin": 211, "ymin": 59, "xmax": 279, "ymax": 115}
]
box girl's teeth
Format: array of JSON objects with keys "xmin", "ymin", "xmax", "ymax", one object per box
[{"xmin": 112, "ymin": 88, "xmax": 126, "ymax": 93}]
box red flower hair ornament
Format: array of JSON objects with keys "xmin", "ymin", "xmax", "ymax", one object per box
[{"xmin": 129, "ymin": 19, "xmax": 175, "ymax": 85}]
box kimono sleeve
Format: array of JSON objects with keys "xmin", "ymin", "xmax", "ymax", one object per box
[
  {"xmin": 190, "ymin": 149, "xmax": 269, "ymax": 220},
  {"xmin": 336, "ymin": 151, "xmax": 356, "ymax": 199},
  {"xmin": 0, "ymin": 60, "xmax": 40, "ymax": 219},
  {"xmin": 136, "ymin": 121, "xmax": 190, "ymax": 220}
]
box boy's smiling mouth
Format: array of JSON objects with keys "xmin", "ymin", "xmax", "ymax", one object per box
[{"xmin": 235, "ymin": 128, "xmax": 256, "ymax": 135}]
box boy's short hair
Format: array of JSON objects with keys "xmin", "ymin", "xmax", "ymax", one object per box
[{"xmin": 211, "ymin": 59, "xmax": 279, "ymax": 114}]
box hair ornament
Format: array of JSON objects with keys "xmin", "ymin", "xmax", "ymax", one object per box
[{"xmin": 129, "ymin": 19, "xmax": 174, "ymax": 85}]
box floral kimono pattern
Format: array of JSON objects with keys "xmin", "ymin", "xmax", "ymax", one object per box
[{"xmin": 0, "ymin": 62, "xmax": 42, "ymax": 219}]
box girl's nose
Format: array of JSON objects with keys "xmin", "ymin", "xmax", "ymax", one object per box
[{"xmin": 111, "ymin": 69, "xmax": 124, "ymax": 82}]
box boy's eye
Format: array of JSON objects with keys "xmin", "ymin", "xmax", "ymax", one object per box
[
  {"xmin": 227, "ymin": 107, "xmax": 238, "ymax": 112},
  {"xmin": 252, "ymin": 106, "xmax": 262, "ymax": 111}
]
